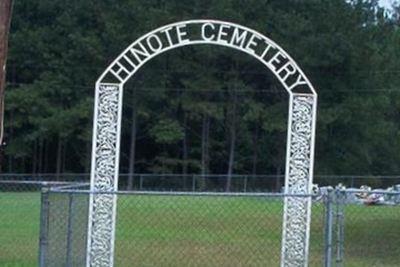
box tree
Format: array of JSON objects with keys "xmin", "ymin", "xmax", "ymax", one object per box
[
  {"xmin": 0, "ymin": 0, "xmax": 13, "ymax": 162},
  {"xmin": 3, "ymin": 0, "xmax": 400, "ymax": 185}
]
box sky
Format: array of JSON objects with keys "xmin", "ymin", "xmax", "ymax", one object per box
[{"xmin": 379, "ymin": 0, "xmax": 397, "ymax": 9}]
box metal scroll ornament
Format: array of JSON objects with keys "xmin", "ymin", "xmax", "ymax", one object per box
[
  {"xmin": 281, "ymin": 95, "xmax": 316, "ymax": 267},
  {"xmin": 87, "ymin": 84, "xmax": 122, "ymax": 266}
]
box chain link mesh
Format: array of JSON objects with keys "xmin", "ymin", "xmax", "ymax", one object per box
[
  {"xmin": 336, "ymin": 191, "xmax": 400, "ymax": 267},
  {"xmin": 1, "ymin": 180, "xmax": 400, "ymax": 266},
  {"xmin": 0, "ymin": 181, "xmax": 47, "ymax": 266},
  {"xmin": 44, "ymin": 192, "xmax": 88, "ymax": 266},
  {"xmin": 43, "ymin": 191, "xmax": 324, "ymax": 267}
]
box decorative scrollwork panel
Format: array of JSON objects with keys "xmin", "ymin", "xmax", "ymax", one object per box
[
  {"xmin": 87, "ymin": 83, "xmax": 122, "ymax": 267},
  {"xmin": 281, "ymin": 94, "xmax": 316, "ymax": 267}
]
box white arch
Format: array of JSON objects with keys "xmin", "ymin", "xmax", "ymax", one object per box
[
  {"xmin": 87, "ymin": 19, "xmax": 318, "ymax": 267},
  {"xmin": 97, "ymin": 20, "xmax": 316, "ymax": 95}
]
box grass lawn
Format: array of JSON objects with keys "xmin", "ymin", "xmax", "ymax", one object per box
[
  {"xmin": 0, "ymin": 192, "xmax": 399, "ymax": 266},
  {"xmin": 0, "ymin": 192, "xmax": 41, "ymax": 267},
  {"xmin": 114, "ymin": 195, "xmax": 325, "ymax": 267}
]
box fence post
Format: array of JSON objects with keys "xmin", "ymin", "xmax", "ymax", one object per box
[
  {"xmin": 139, "ymin": 174, "xmax": 143, "ymax": 190},
  {"xmin": 324, "ymin": 187, "xmax": 334, "ymax": 267},
  {"xmin": 335, "ymin": 189, "xmax": 345, "ymax": 267},
  {"xmin": 243, "ymin": 175, "xmax": 248, "ymax": 192},
  {"xmin": 66, "ymin": 192, "xmax": 74, "ymax": 267},
  {"xmin": 38, "ymin": 186, "xmax": 50, "ymax": 267},
  {"xmin": 192, "ymin": 175, "xmax": 196, "ymax": 192}
]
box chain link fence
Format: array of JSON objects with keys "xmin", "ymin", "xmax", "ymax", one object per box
[
  {"xmin": 2, "ymin": 173, "xmax": 400, "ymax": 192},
  {"xmin": 1, "ymin": 179, "xmax": 400, "ymax": 266},
  {"xmin": 0, "ymin": 180, "xmax": 75, "ymax": 267},
  {"xmin": 41, "ymin": 190, "xmax": 326, "ymax": 267},
  {"xmin": 331, "ymin": 189, "xmax": 400, "ymax": 267}
]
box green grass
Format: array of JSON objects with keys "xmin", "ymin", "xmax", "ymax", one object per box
[
  {"xmin": 0, "ymin": 192, "xmax": 399, "ymax": 266},
  {"xmin": 114, "ymin": 196, "xmax": 297, "ymax": 267},
  {"xmin": 0, "ymin": 192, "xmax": 41, "ymax": 267}
]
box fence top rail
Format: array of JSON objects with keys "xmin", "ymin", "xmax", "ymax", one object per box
[
  {"xmin": 0, "ymin": 180, "xmax": 73, "ymax": 186},
  {"xmin": 2, "ymin": 173, "xmax": 400, "ymax": 179},
  {"xmin": 48, "ymin": 189, "xmax": 318, "ymax": 198},
  {"xmin": 48, "ymin": 182, "xmax": 89, "ymax": 191},
  {"xmin": 125, "ymin": 174, "xmax": 283, "ymax": 177},
  {"xmin": 341, "ymin": 188, "xmax": 400, "ymax": 195}
]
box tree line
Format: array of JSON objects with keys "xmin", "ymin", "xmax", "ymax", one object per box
[{"xmin": 2, "ymin": 0, "xmax": 400, "ymax": 185}]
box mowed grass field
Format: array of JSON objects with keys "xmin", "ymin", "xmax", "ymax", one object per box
[{"xmin": 0, "ymin": 192, "xmax": 399, "ymax": 266}]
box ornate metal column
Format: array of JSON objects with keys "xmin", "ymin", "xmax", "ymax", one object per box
[
  {"xmin": 281, "ymin": 94, "xmax": 317, "ymax": 267},
  {"xmin": 86, "ymin": 83, "xmax": 123, "ymax": 267}
]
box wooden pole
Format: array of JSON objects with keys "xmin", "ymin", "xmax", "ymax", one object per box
[{"xmin": 0, "ymin": 0, "xmax": 13, "ymax": 146}]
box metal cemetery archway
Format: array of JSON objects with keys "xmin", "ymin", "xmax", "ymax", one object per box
[{"xmin": 88, "ymin": 19, "xmax": 317, "ymax": 267}]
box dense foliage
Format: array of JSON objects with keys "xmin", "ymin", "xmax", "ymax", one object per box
[{"xmin": 3, "ymin": 0, "xmax": 400, "ymax": 180}]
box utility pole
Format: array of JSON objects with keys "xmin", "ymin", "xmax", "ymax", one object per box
[{"xmin": 0, "ymin": 0, "xmax": 13, "ymax": 147}]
